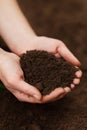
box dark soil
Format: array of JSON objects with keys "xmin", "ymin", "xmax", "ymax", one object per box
[
  {"xmin": 0, "ymin": 0, "xmax": 87, "ymax": 130},
  {"xmin": 20, "ymin": 50, "xmax": 77, "ymax": 95}
]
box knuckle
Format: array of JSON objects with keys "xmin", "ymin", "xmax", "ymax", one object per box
[
  {"xmin": 39, "ymin": 36, "xmax": 47, "ymax": 41},
  {"xmin": 54, "ymin": 40, "xmax": 64, "ymax": 48},
  {"xmin": 58, "ymin": 40, "xmax": 64, "ymax": 46}
]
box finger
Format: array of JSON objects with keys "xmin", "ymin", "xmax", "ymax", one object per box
[
  {"xmin": 12, "ymin": 91, "xmax": 41, "ymax": 103},
  {"xmin": 42, "ymin": 87, "xmax": 65, "ymax": 103},
  {"xmin": 75, "ymin": 70, "xmax": 82, "ymax": 78},
  {"xmin": 55, "ymin": 87, "xmax": 71, "ymax": 101},
  {"xmin": 52, "ymin": 93, "xmax": 67, "ymax": 102},
  {"xmin": 57, "ymin": 44, "xmax": 81, "ymax": 66},
  {"xmin": 13, "ymin": 80, "xmax": 42, "ymax": 101},
  {"xmin": 49, "ymin": 87, "xmax": 71, "ymax": 102},
  {"xmin": 73, "ymin": 78, "xmax": 80, "ymax": 85},
  {"xmin": 57, "ymin": 87, "xmax": 71, "ymax": 99},
  {"xmin": 70, "ymin": 84, "xmax": 75, "ymax": 89},
  {"xmin": 64, "ymin": 87, "xmax": 71, "ymax": 93},
  {"xmin": 58, "ymin": 93, "xmax": 67, "ymax": 99}
]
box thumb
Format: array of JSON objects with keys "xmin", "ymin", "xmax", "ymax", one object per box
[
  {"xmin": 57, "ymin": 44, "xmax": 81, "ymax": 66},
  {"xmin": 15, "ymin": 80, "xmax": 42, "ymax": 100}
]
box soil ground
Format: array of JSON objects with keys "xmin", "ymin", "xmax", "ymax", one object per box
[
  {"xmin": 0, "ymin": 0, "xmax": 87, "ymax": 130},
  {"xmin": 20, "ymin": 50, "xmax": 77, "ymax": 95}
]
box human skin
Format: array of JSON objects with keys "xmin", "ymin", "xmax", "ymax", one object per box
[{"xmin": 0, "ymin": 0, "xmax": 82, "ymax": 103}]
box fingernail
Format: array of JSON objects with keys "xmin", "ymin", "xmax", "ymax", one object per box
[{"xmin": 33, "ymin": 94, "xmax": 41, "ymax": 100}]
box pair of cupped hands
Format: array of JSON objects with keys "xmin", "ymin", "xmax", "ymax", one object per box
[{"xmin": 0, "ymin": 36, "xmax": 82, "ymax": 103}]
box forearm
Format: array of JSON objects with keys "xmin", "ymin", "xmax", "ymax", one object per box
[{"xmin": 0, "ymin": 0, "xmax": 36, "ymax": 54}]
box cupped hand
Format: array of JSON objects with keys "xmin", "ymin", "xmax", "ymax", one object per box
[
  {"xmin": 17, "ymin": 36, "xmax": 82, "ymax": 103},
  {"xmin": 0, "ymin": 48, "xmax": 42, "ymax": 103}
]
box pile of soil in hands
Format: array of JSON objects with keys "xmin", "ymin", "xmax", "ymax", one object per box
[{"xmin": 20, "ymin": 50, "xmax": 77, "ymax": 95}]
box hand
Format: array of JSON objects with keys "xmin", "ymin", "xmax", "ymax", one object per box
[
  {"xmin": 0, "ymin": 0, "xmax": 82, "ymax": 103},
  {"xmin": 0, "ymin": 48, "xmax": 42, "ymax": 103},
  {"xmin": 17, "ymin": 36, "xmax": 82, "ymax": 103}
]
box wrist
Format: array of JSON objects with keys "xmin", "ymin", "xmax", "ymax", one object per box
[{"xmin": 13, "ymin": 35, "xmax": 38, "ymax": 56}]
